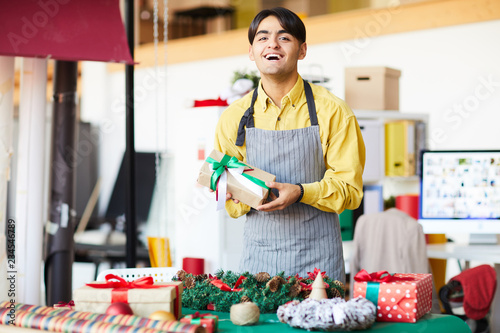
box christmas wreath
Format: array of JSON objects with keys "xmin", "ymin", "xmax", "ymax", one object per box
[{"xmin": 173, "ymin": 268, "xmax": 345, "ymax": 313}]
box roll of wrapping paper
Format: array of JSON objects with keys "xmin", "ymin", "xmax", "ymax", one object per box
[{"xmin": 0, "ymin": 303, "xmax": 203, "ymax": 333}]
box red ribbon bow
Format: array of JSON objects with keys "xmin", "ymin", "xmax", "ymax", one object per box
[
  {"xmin": 86, "ymin": 274, "xmax": 162, "ymax": 289},
  {"xmin": 354, "ymin": 269, "xmax": 393, "ymax": 283},
  {"xmin": 190, "ymin": 312, "xmax": 212, "ymax": 319},
  {"xmin": 86, "ymin": 274, "xmax": 164, "ymax": 305},
  {"xmin": 307, "ymin": 268, "xmax": 326, "ymax": 280},
  {"xmin": 55, "ymin": 300, "xmax": 75, "ymax": 308},
  {"xmin": 210, "ymin": 276, "xmax": 246, "ymax": 292}
]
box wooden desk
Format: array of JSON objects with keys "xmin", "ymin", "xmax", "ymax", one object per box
[{"xmin": 183, "ymin": 308, "xmax": 470, "ymax": 332}]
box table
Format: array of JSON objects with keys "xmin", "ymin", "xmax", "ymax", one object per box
[
  {"xmin": 183, "ymin": 308, "xmax": 470, "ymax": 333},
  {"xmin": 426, "ymin": 243, "xmax": 500, "ymax": 332},
  {"xmin": 343, "ymin": 240, "xmax": 500, "ymax": 330}
]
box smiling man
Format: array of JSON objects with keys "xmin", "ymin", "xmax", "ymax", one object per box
[{"xmin": 214, "ymin": 7, "xmax": 365, "ymax": 283}]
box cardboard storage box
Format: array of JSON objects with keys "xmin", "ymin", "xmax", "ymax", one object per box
[
  {"xmin": 198, "ymin": 150, "xmax": 275, "ymax": 209},
  {"xmin": 73, "ymin": 281, "xmax": 182, "ymax": 319},
  {"xmin": 345, "ymin": 67, "xmax": 401, "ymax": 110}
]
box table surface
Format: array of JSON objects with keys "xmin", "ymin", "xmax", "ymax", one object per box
[
  {"xmin": 183, "ymin": 308, "xmax": 470, "ymax": 333},
  {"xmin": 426, "ymin": 242, "xmax": 500, "ymax": 262}
]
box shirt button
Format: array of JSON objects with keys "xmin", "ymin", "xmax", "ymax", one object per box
[
  {"xmin": 277, "ymin": 117, "xmax": 281, "ymax": 121},
  {"xmin": 292, "ymin": 104, "xmax": 295, "ymax": 107}
]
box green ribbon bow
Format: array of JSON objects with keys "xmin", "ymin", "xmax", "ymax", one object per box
[{"xmin": 206, "ymin": 154, "xmax": 269, "ymax": 192}]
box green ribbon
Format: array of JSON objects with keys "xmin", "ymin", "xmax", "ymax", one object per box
[
  {"xmin": 206, "ymin": 155, "xmax": 269, "ymax": 191},
  {"xmin": 366, "ymin": 282, "xmax": 380, "ymax": 307},
  {"xmin": 187, "ymin": 314, "xmax": 218, "ymax": 330}
]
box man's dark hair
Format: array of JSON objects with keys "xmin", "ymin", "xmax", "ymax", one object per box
[{"xmin": 248, "ymin": 7, "xmax": 306, "ymax": 45}]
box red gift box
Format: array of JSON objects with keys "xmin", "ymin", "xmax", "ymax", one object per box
[
  {"xmin": 353, "ymin": 270, "xmax": 432, "ymax": 323},
  {"xmin": 180, "ymin": 312, "xmax": 218, "ymax": 333}
]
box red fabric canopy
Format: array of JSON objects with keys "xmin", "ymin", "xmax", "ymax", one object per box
[{"xmin": 0, "ymin": 0, "xmax": 134, "ymax": 64}]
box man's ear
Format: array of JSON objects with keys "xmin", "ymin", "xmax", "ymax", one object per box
[
  {"xmin": 298, "ymin": 42, "xmax": 307, "ymax": 60},
  {"xmin": 249, "ymin": 45, "xmax": 255, "ymax": 61}
]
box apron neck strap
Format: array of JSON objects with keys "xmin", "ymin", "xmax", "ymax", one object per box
[
  {"xmin": 235, "ymin": 88, "xmax": 258, "ymax": 146},
  {"xmin": 303, "ymin": 80, "xmax": 318, "ymax": 126},
  {"xmin": 235, "ymin": 80, "xmax": 317, "ymax": 147}
]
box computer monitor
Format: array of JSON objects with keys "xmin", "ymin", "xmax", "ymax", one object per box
[{"xmin": 418, "ymin": 150, "xmax": 500, "ymax": 242}]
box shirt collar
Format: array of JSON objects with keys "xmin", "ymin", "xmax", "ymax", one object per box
[{"xmin": 256, "ymin": 75, "xmax": 304, "ymax": 112}]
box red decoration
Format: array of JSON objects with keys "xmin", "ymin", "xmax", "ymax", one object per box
[
  {"xmin": 354, "ymin": 269, "xmax": 417, "ymax": 283},
  {"xmin": 54, "ymin": 301, "xmax": 75, "ymax": 309},
  {"xmin": 105, "ymin": 302, "xmax": 134, "ymax": 316},
  {"xmin": 210, "ymin": 276, "xmax": 246, "ymax": 292},
  {"xmin": 354, "ymin": 269, "xmax": 393, "ymax": 283},
  {"xmin": 307, "ymin": 268, "xmax": 326, "ymax": 280},
  {"xmin": 193, "ymin": 97, "xmax": 228, "ymax": 108},
  {"xmin": 181, "ymin": 312, "xmax": 218, "ymax": 333}
]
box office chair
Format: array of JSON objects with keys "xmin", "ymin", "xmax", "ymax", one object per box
[{"xmin": 439, "ymin": 264, "xmax": 496, "ymax": 333}]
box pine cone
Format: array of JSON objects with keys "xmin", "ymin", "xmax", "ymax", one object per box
[
  {"xmin": 288, "ymin": 282, "xmax": 302, "ymax": 297},
  {"xmin": 301, "ymin": 289, "xmax": 311, "ymax": 299},
  {"xmin": 266, "ymin": 279, "xmax": 280, "ymax": 292},
  {"xmin": 176, "ymin": 270, "xmax": 187, "ymax": 281},
  {"xmin": 274, "ymin": 276, "xmax": 286, "ymax": 284},
  {"xmin": 266, "ymin": 276, "xmax": 285, "ymax": 292},
  {"xmin": 240, "ymin": 296, "xmax": 252, "ymax": 303},
  {"xmin": 330, "ymin": 288, "xmax": 342, "ymax": 298},
  {"xmin": 195, "ymin": 274, "xmax": 208, "ymax": 282},
  {"xmin": 185, "ymin": 277, "xmax": 196, "ymax": 289},
  {"xmin": 254, "ymin": 272, "xmax": 271, "ymax": 283},
  {"xmin": 332, "ymin": 280, "xmax": 345, "ymax": 293}
]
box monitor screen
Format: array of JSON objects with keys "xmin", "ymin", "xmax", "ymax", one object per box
[{"xmin": 420, "ymin": 150, "xmax": 500, "ymax": 220}]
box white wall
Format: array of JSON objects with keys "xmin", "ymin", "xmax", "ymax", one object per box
[{"xmin": 80, "ymin": 19, "xmax": 500, "ymax": 270}]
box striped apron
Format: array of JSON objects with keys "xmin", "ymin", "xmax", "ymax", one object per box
[{"xmin": 235, "ymin": 80, "xmax": 345, "ymax": 282}]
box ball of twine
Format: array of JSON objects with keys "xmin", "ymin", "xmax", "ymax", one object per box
[{"xmin": 230, "ymin": 302, "xmax": 260, "ymax": 326}]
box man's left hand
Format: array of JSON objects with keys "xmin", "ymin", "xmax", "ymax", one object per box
[{"xmin": 256, "ymin": 182, "xmax": 301, "ymax": 212}]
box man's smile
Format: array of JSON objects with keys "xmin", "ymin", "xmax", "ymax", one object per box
[{"xmin": 264, "ymin": 53, "xmax": 283, "ymax": 61}]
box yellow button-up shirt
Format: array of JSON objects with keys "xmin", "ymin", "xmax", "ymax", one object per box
[{"xmin": 214, "ymin": 76, "xmax": 365, "ymax": 218}]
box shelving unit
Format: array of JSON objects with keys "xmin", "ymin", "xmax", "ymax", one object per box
[
  {"xmin": 353, "ymin": 109, "xmax": 429, "ymax": 199},
  {"xmin": 354, "ymin": 110, "xmax": 429, "ymax": 122}
]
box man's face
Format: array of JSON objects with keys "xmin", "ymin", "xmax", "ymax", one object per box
[{"xmin": 249, "ymin": 15, "xmax": 307, "ymax": 80}]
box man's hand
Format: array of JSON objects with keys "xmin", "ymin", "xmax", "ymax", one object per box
[
  {"xmin": 208, "ymin": 188, "xmax": 239, "ymax": 203},
  {"xmin": 256, "ymin": 182, "xmax": 301, "ymax": 212}
]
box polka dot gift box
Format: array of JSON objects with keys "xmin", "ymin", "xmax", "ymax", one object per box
[{"xmin": 353, "ymin": 269, "xmax": 432, "ymax": 323}]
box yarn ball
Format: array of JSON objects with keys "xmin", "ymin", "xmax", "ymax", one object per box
[{"xmin": 230, "ymin": 302, "xmax": 260, "ymax": 326}]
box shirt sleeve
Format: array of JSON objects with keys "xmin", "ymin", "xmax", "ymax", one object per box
[
  {"xmin": 300, "ymin": 110, "xmax": 366, "ymax": 214},
  {"xmin": 214, "ymin": 107, "xmax": 252, "ymax": 219}
]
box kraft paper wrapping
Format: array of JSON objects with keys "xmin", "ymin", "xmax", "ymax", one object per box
[
  {"xmin": 197, "ymin": 150, "xmax": 276, "ymax": 209},
  {"xmin": 73, "ymin": 281, "xmax": 182, "ymax": 319},
  {"xmin": 0, "ymin": 302, "xmax": 203, "ymax": 333}
]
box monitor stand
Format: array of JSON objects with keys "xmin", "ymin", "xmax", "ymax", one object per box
[{"xmin": 469, "ymin": 234, "xmax": 499, "ymax": 245}]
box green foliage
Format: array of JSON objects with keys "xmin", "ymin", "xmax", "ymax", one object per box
[
  {"xmin": 175, "ymin": 270, "xmax": 345, "ymax": 313},
  {"xmin": 231, "ymin": 70, "xmax": 260, "ymax": 88}
]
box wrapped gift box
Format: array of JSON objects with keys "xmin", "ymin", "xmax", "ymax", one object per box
[
  {"xmin": 73, "ymin": 280, "xmax": 182, "ymax": 319},
  {"xmin": 197, "ymin": 150, "xmax": 276, "ymax": 209},
  {"xmin": 181, "ymin": 312, "xmax": 218, "ymax": 333},
  {"xmin": 353, "ymin": 271, "xmax": 432, "ymax": 323}
]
